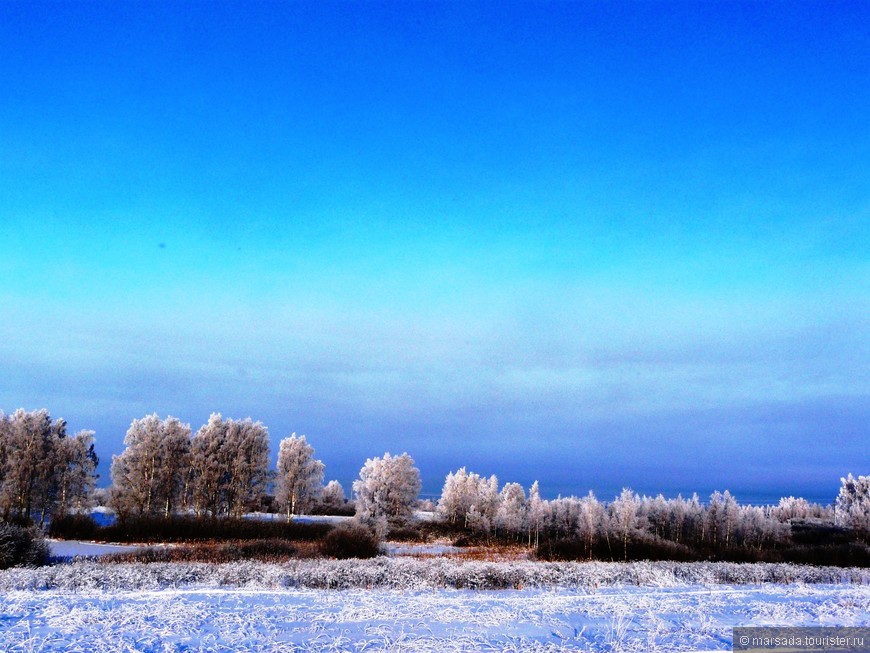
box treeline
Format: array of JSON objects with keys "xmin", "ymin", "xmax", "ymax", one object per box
[
  {"xmin": 109, "ymin": 413, "xmax": 361, "ymax": 521},
  {"xmin": 1, "ymin": 408, "xmax": 868, "ymax": 567},
  {"xmin": 433, "ymin": 468, "xmax": 870, "ymax": 564}
]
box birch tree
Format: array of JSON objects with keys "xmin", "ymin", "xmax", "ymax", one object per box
[
  {"xmin": 353, "ymin": 452, "xmax": 421, "ymax": 523},
  {"xmin": 110, "ymin": 414, "xmax": 191, "ymax": 518},
  {"xmin": 188, "ymin": 413, "xmax": 270, "ymax": 517},
  {"xmin": 275, "ymin": 434, "xmax": 324, "ymax": 519},
  {"xmin": 53, "ymin": 430, "xmax": 98, "ymax": 518},
  {"xmin": 0, "ymin": 409, "xmax": 58, "ymax": 522}
]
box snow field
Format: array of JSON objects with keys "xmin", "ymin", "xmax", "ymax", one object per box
[
  {"xmin": 2, "ymin": 559, "xmax": 867, "ymax": 593},
  {"xmin": 1, "ymin": 583, "xmax": 869, "ymax": 652}
]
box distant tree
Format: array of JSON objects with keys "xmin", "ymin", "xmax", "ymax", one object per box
[
  {"xmin": 437, "ymin": 468, "xmax": 468, "ymax": 526},
  {"xmin": 577, "ymin": 491, "xmax": 604, "ymax": 558},
  {"xmin": 437, "ymin": 468, "xmax": 499, "ymax": 532},
  {"xmin": 527, "ymin": 481, "xmax": 547, "ymax": 549},
  {"xmin": 0, "ymin": 409, "xmax": 62, "ymax": 523},
  {"xmin": 188, "ymin": 413, "xmax": 229, "ymax": 517},
  {"xmin": 321, "ymin": 480, "xmax": 346, "ymax": 508},
  {"xmin": 353, "ymin": 452, "xmax": 421, "ymax": 524},
  {"xmin": 476, "ymin": 474, "xmax": 500, "ymax": 534},
  {"xmin": 275, "ymin": 434, "xmax": 325, "ymax": 519},
  {"xmin": 0, "ymin": 409, "xmax": 98, "ymax": 524},
  {"xmin": 188, "ymin": 413, "xmax": 270, "ymax": 517},
  {"xmin": 224, "ymin": 418, "xmax": 271, "ymax": 517},
  {"xmin": 668, "ymin": 495, "xmax": 689, "ymax": 544},
  {"xmin": 53, "ymin": 430, "xmax": 98, "ymax": 518},
  {"xmin": 495, "ymin": 482, "xmax": 526, "ymax": 536},
  {"xmin": 550, "ymin": 496, "xmax": 581, "ymax": 538},
  {"xmin": 609, "ymin": 487, "xmax": 640, "ymax": 561},
  {"xmin": 835, "ymin": 473, "xmax": 870, "ymax": 542},
  {"xmin": 772, "ymin": 496, "xmax": 813, "ymax": 522},
  {"xmin": 110, "ymin": 414, "xmax": 190, "ymax": 518}
]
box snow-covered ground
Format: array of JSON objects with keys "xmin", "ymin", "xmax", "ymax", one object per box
[
  {"xmin": 243, "ymin": 511, "xmax": 353, "ymax": 525},
  {"xmin": 386, "ymin": 541, "xmax": 463, "ymax": 556},
  {"xmin": 46, "ymin": 539, "xmax": 148, "ymax": 560},
  {"xmin": 1, "ymin": 560, "xmax": 869, "ymax": 651},
  {"xmin": 1, "ymin": 582, "xmax": 868, "ymax": 652}
]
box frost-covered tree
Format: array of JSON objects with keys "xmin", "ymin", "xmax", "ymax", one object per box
[
  {"xmin": 835, "ymin": 474, "xmax": 870, "ymax": 541},
  {"xmin": 275, "ymin": 434, "xmax": 325, "ymax": 519},
  {"xmin": 476, "ymin": 474, "xmax": 500, "ymax": 533},
  {"xmin": 527, "ymin": 481, "xmax": 547, "ymax": 548},
  {"xmin": 495, "ymin": 482, "xmax": 526, "ymax": 536},
  {"xmin": 225, "ymin": 418, "xmax": 271, "ymax": 517},
  {"xmin": 321, "ymin": 480, "xmax": 346, "ymax": 508},
  {"xmin": 353, "ymin": 452, "xmax": 421, "ymax": 523},
  {"xmin": 577, "ymin": 491, "xmax": 604, "ymax": 558},
  {"xmin": 437, "ymin": 468, "xmax": 499, "ymax": 532},
  {"xmin": 550, "ymin": 496, "xmax": 582, "ymax": 538},
  {"xmin": 772, "ymin": 496, "xmax": 813, "ymax": 522},
  {"xmin": 0, "ymin": 409, "xmax": 55, "ymax": 521},
  {"xmin": 53, "ymin": 430, "xmax": 98, "ymax": 518},
  {"xmin": 703, "ymin": 490, "xmax": 739, "ymax": 548},
  {"xmin": 110, "ymin": 414, "xmax": 191, "ymax": 518},
  {"xmin": 188, "ymin": 414, "xmax": 270, "ymax": 517},
  {"xmin": 609, "ymin": 487, "xmax": 640, "ymax": 561},
  {"xmin": 0, "ymin": 409, "xmax": 98, "ymax": 523}
]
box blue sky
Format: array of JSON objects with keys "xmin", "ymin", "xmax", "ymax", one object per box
[{"xmin": 1, "ymin": 1, "xmax": 868, "ymax": 503}]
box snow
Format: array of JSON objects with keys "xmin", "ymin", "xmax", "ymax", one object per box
[
  {"xmin": 0, "ymin": 582, "xmax": 868, "ymax": 651},
  {"xmin": 1, "ymin": 559, "xmax": 868, "ymax": 650},
  {"xmin": 243, "ymin": 511, "xmax": 353, "ymax": 525},
  {"xmin": 46, "ymin": 539, "xmax": 148, "ymax": 560},
  {"xmin": 386, "ymin": 542, "xmax": 463, "ymax": 556}
]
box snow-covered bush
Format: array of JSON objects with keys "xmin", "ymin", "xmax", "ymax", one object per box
[{"xmin": 0, "ymin": 558, "xmax": 867, "ymax": 592}]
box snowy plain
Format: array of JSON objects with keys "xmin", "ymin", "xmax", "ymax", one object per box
[
  {"xmin": 1, "ymin": 560, "xmax": 869, "ymax": 652},
  {"xmin": 2, "ymin": 582, "xmax": 869, "ymax": 652}
]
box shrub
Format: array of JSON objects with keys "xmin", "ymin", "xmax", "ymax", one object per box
[
  {"xmin": 105, "ymin": 539, "xmax": 303, "ymax": 564},
  {"xmin": 320, "ymin": 522, "xmax": 381, "ymax": 559},
  {"xmin": 0, "ymin": 522, "xmax": 49, "ymax": 569},
  {"xmin": 307, "ymin": 502, "xmax": 356, "ymax": 517},
  {"xmin": 386, "ymin": 522, "xmax": 426, "ymax": 542},
  {"xmin": 49, "ymin": 514, "xmax": 98, "ymax": 540},
  {"xmin": 95, "ymin": 515, "xmax": 331, "ymax": 543}
]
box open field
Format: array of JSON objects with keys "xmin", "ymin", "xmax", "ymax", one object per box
[
  {"xmin": 1, "ymin": 582, "xmax": 869, "ymax": 652},
  {"xmin": 1, "ymin": 559, "xmax": 869, "ymax": 652}
]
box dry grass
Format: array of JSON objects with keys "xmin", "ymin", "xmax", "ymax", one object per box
[{"xmin": 447, "ymin": 544, "xmax": 535, "ymax": 562}]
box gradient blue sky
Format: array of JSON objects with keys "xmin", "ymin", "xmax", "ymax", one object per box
[{"xmin": 1, "ymin": 1, "xmax": 868, "ymax": 503}]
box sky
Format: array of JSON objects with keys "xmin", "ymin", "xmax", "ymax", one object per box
[{"xmin": 1, "ymin": 1, "xmax": 868, "ymax": 504}]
